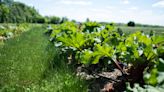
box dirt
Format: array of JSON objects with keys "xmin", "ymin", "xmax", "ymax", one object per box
[
  {"xmin": 76, "ymin": 62, "xmax": 148, "ymax": 92},
  {"xmin": 76, "ymin": 65, "xmax": 127, "ymax": 92}
]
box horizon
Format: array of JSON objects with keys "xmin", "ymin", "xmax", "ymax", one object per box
[{"xmin": 15, "ymin": 0, "xmax": 164, "ymax": 26}]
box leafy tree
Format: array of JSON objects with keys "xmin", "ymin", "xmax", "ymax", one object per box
[
  {"xmin": 127, "ymin": 21, "xmax": 135, "ymax": 27},
  {"xmin": 60, "ymin": 17, "xmax": 68, "ymax": 24},
  {"xmin": 86, "ymin": 18, "xmax": 90, "ymax": 22},
  {"xmin": 0, "ymin": 1, "xmax": 41, "ymax": 23},
  {"xmin": 3, "ymin": 0, "xmax": 13, "ymax": 5},
  {"xmin": 49, "ymin": 16, "xmax": 61, "ymax": 24},
  {"xmin": 35, "ymin": 17, "xmax": 45, "ymax": 23},
  {"xmin": 0, "ymin": 4, "xmax": 9, "ymax": 23}
]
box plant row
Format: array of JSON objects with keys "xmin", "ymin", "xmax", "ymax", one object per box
[{"xmin": 46, "ymin": 21, "xmax": 164, "ymax": 88}]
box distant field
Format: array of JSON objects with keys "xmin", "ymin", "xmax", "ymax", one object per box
[{"xmin": 116, "ymin": 26, "xmax": 164, "ymax": 35}]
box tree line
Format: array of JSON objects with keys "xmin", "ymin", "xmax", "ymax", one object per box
[{"xmin": 0, "ymin": 0, "xmax": 67, "ymax": 24}]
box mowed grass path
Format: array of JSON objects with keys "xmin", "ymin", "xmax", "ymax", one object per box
[
  {"xmin": 0, "ymin": 26, "xmax": 87, "ymax": 92},
  {"xmin": 0, "ymin": 26, "xmax": 55, "ymax": 88}
]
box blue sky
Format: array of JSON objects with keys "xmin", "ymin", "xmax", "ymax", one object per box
[{"xmin": 15, "ymin": 0, "xmax": 164, "ymax": 25}]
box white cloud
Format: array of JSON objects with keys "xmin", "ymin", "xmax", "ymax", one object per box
[
  {"xmin": 106, "ymin": 6, "xmax": 116, "ymax": 9},
  {"xmin": 128, "ymin": 6, "xmax": 138, "ymax": 10},
  {"xmin": 90, "ymin": 8, "xmax": 109, "ymax": 13},
  {"xmin": 152, "ymin": 0, "xmax": 164, "ymax": 8},
  {"xmin": 122, "ymin": 0, "xmax": 130, "ymax": 4},
  {"xmin": 59, "ymin": 0, "xmax": 92, "ymax": 6}
]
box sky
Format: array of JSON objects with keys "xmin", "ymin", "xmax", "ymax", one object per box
[{"xmin": 15, "ymin": 0, "xmax": 164, "ymax": 26}]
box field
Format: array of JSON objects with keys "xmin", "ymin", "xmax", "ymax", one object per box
[
  {"xmin": 116, "ymin": 26, "xmax": 164, "ymax": 35},
  {"xmin": 0, "ymin": 23, "xmax": 164, "ymax": 92}
]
